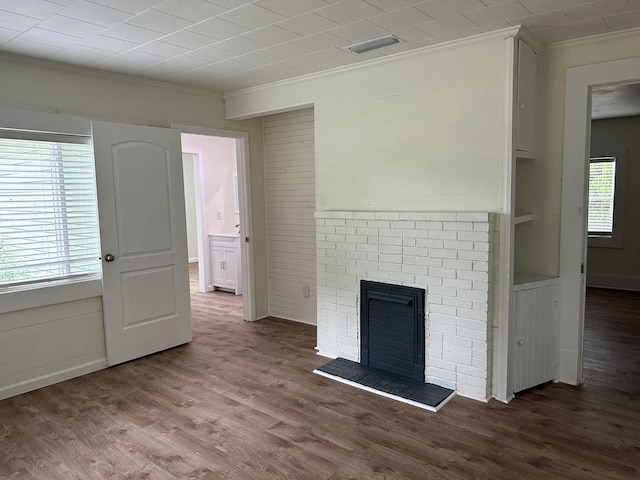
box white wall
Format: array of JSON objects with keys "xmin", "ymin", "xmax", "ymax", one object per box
[
  {"xmin": 226, "ymin": 34, "xmax": 511, "ymax": 214},
  {"xmin": 182, "ymin": 134, "xmax": 239, "ymax": 235},
  {"xmin": 0, "ymin": 53, "xmax": 269, "ymax": 399},
  {"xmin": 264, "ymin": 109, "xmax": 316, "ymax": 324},
  {"xmin": 587, "ymin": 115, "xmax": 640, "ymax": 290}
]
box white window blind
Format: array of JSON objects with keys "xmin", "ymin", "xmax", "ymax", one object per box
[
  {"xmin": 588, "ymin": 157, "xmax": 616, "ymax": 235},
  {"xmin": 0, "ymin": 137, "xmax": 101, "ymax": 287}
]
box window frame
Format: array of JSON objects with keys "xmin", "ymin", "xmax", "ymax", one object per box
[
  {"xmin": 587, "ymin": 151, "xmax": 626, "ymax": 249},
  {"xmin": 0, "ymin": 107, "xmax": 102, "ymax": 314}
]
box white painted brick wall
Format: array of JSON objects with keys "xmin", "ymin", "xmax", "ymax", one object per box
[{"xmin": 315, "ymin": 211, "xmax": 495, "ymax": 402}]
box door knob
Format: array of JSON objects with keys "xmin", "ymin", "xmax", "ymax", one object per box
[{"xmin": 104, "ymin": 253, "xmax": 115, "ymax": 262}]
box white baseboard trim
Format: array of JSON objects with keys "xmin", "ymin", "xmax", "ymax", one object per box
[
  {"xmin": 0, "ymin": 358, "xmax": 107, "ymax": 401},
  {"xmin": 586, "ymin": 273, "xmax": 640, "ymax": 291},
  {"xmin": 188, "ymin": 257, "xmax": 199, "ymax": 263},
  {"xmin": 268, "ymin": 313, "xmax": 317, "ymax": 326}
]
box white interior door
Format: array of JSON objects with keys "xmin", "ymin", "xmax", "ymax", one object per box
[{"xmin": 92, "ymin": 120, "xmax": 192, "ymax": 366}]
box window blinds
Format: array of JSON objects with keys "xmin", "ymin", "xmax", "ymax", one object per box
[
  {"xmin": 588, "ymin": 157, "xmax": 616, "ymax": 235},
  {"xmin": 0, "ymin": 137, "xmax": 101, "ymax": 287}
]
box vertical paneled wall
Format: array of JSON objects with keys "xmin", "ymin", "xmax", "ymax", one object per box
[{"xmin": 263, "ymin": 109, "xmax": 317, "ymax": 324}]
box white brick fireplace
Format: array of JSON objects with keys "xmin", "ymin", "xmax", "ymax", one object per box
[{"xmin": 315, "ymin": 211, "xmax": 495, "ymax": 401}]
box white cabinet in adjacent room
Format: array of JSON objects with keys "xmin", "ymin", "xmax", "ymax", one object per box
[{"xmin": 209, "ymin": 234, "xmax": 241, "ymax": 295}]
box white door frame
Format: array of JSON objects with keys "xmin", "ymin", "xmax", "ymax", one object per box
[
  {"xmin": 559, "ymin": 56, "xmax": 640, "ymax": 385},
  {"xmin": 173, "ymin": 123, "xmax": 256, "ymax": 322}
]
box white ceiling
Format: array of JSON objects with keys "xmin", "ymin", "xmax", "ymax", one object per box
[
  {"xmin": 1, "ymin": 0, "xmax": 640, "ymax": 93},
  {"xmin": 592, "ymin": 82, "xmax": 640, "ymax": 119}
]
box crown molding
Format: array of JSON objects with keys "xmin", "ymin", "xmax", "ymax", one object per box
[
  {"xmin": 545, "ymin": 26, "xmax": 640, "ymax": 52},
  {"xmin": 224, "ymin": 25, "xmax": 522, "ymax": 100},
  {"xmin": 0, "ymin": 51, "xmax": 223, "ymax": 99}
]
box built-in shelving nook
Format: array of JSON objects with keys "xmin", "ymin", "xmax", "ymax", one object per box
[{"xmin": 493, "ymin": 28, "xmax": 561, "ymax": 404}]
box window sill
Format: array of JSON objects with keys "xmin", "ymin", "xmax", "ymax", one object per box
[
  {"xmin": 588, "ymin": 235, "xmax": 623, "ymax": 249},
  {"xmin": 0, "ymin": 276, "xmax": 102, "ymax": 315}
]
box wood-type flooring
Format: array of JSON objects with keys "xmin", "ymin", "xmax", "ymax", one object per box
[{"xmin": 0, "ymin": 270, "xmax": 638, "ymax": 479}]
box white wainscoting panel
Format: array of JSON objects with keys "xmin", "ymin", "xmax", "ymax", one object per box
[
  {"xmin": 264, "ymin": 109, "xmax": 317, "ymax": 324},
  {"xmin": 0, "ymin": 297, "xmax": 106, "ymax": 400}
]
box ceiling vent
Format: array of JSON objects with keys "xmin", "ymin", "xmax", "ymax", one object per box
[{"xmin": 343, "ymin": 35, "xmax": 401, "ymax": 54}]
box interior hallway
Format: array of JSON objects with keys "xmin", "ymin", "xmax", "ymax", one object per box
[{"xmin": 0, "ymin": 278, "xmax": 638, "ymax": 479}]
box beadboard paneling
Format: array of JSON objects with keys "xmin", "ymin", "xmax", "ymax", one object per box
[
  {"xmin": 0, "ymin": 297, "xmax": 106, "ymax": 400},
  {"xmin": 264, "ymin": 109, "xmax": 316, "ymax": 325}
]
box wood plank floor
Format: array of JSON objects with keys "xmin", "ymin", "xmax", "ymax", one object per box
[{"xmin": 1, "ymin": 275, "xmax": 638, "ymax": 479}]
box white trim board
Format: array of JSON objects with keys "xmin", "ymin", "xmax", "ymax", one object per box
[
  {"xmin": 313, "ymin": 369, "xmax": 455, "ymax": 413},
  {"xmin": 560, "ymin": 56, "xmax": 640, "ymax": 385},
  {"xmin": 0, "ymin": 359, "xmax": 106, "ymax": 401}
]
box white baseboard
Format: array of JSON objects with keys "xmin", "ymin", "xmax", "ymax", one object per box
[
  {"xmin": 188, "ymin": 257, "xmax": 199, "ymax": 263},
  {"xmin": 586, "ymin": 273, "xmax": 640, "ymax": 291},
  {"xmin": 268, "ymin": 313, "xmax": 317, "ymax": 326},
  {"xmin": 0, "ymin": 358, "xmax": 107, "ymax": 401}
]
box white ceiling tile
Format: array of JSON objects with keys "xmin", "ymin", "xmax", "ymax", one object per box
[
  {"xmin": 291, "ymin": 31, "xmax": 345, "ymax": 49},
  {"xmin": 508, "ymin": 9, "xmax": 571, "ymax": 30},
  {"xmin": 77, "ymin": 34, "xmax": 137, "ymax": 53},
  {"xmin": 328, "ymin": 19, "xmax": 389, "ymax": 42},
  {"xmin": 241, "ymin": 25, "xmax": 299, "ymax": 45},
  {"xmin": 304, "ymin": 46, "xmax": 356, "ymax": 65},
  {"xmin": 36, "ymin": 14, "xmax": 105, "ymax": 37},
  {"xmin": 182, "ymin": 45, "xmax": 235, "ymax": 62},
  {"xmin": 278, "ymin": 12, "xmax": 341, "ymax": 35},
  {"xmin": 564, "ymin": 0, "xmax": 639, "ymax": 22},
  {"xmin": 3, "ymin": 37, "xmax": 65, "ymax": 56},
  {"xmin": 63, "ymin": 44, "xmax": 118, "ymax": 60},
  {"xmin": 102, "ymin": 23, "xmax": 164, "ymax": 43},
  {"xmin": 533, "ymin": 16, "xmax": 609, "ymax": 43},
  {"xmin": 142, "ymin": 53, "xmax": 210, "ymax": 73},
  {"xmin": 315, "ymin": 0, "xmax": 383, "ymax": 25},
  {"xmin": 188, "ymin": 17, "xmax": 249, "ymax": 40},
  {"xmin": 153, "ymin": 0, "xmax": 225, "ymax": 21},
  {"xmin": 106, "ymin": 49, "xmax": 164, "ymax": 66},
  {"xmin": 16, "ymin": 27, "xmax": 82, "ymax": 47},
  {"xmin": 416, "ymin": 14, "xmax": 477, "ymax": 37},
  {"xmin": 58, "ymin": 1, "xmax": 132, "ymax": 27},
  {"xmin": 275, "ymin": 55, "xmax": 324, "ymax": 73},
  {"xmin": 463, "ymin": 1, "xmax": 530, "ymax": 26},
  {"xmin": 162, "ymin": 30, "xmax": 214, "ymax": 49},
  {"xmin": 604, "ymin": 8, "xmax": 640, "ymax": 29},
  {"xmin": 0, "ymin": 26, "xmax": 21, "ymax": 45},
  {"xmin": 253, "ymin": 0, "xmax": 330, "ymax": 17},
  {"xmin": 126, "ymin": 9, "xmax": 192, "ymax": 34},
  {"xmin": 234, "ymin": 49, "xmax": 282, "ymax": 66},
  {"xmin": 393, "ymin": 25, "xmax": 434, "ymax": 44},
  {"xmin": 0, "ymin": 0, "xmax": 63, "ymax": 20},
  {"xmin": 136, "ymin": 40, "xmax": 190, "ymax": 57},
  {"xmin": 415, "ymin": 0, "xmax": 486, "ymax": 20},
  {"xmin": 261, "ymin": 41, "xmax": 313, "ymax": 59},
  {"xmin": 218, "ymin": 3, "xmax": 286, "ymax": 29},
  {"xmin": 87, "ymin": 0, "xmax": 161, "ymax": 15},
  {"xmin": 0, "ymin": 10, "xmax": 41, "ymax": 31},
  {"xmin": 48, "ymin": 0, "xmax": 74, "ymax": 5},
  {"xmin": 213, "ymin": 36, "xmax": 266, "ymax": 55},
  {"xmin": 201, "ymin": 58, "xmax": 253, "ymax": 74},
  {"xmin": 458, "ymin": 19, "xmax": 510, "ymax": 36},
  {"xmin": 517, "ymin": 0, "xmax": 590, "ymax": 15},
  {"xmin": 368, "ymin": 6, "xmax": 434, "ymax": 30},
  {"xmin": 363, "ymin": 0, "xmax": 423, "ymax": 13},
  {"xmin": 207, "ymin": 0, "xmax": 252, "ymax": 8}
]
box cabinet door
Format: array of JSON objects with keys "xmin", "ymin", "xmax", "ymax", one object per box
[
  {"xmin": 513, "ymin": 285, "xmax": 558, "ymax": 393},
  {"xmin": 211, "ymin": 246, "xmax": 224, "ymax": 284},
  {"xmin": 223, "ymin": 247, "xmax": 238, "ymax": 286},
  {"xmin": 515, "ymin": 39, "xmax": 537, "ymax": 155}
]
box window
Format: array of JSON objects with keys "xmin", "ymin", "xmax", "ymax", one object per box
[
  {"xmin": 0, "ymin": 136, "xmax": 101, "ymax": 288},
  {"xmin": 588, "ymin": 156, "xmax": 624, "ymax": 248}
]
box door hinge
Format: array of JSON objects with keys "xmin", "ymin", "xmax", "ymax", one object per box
[{"xmin": 245, "ymin": 237, "xmax": 250, "ymax": 243}]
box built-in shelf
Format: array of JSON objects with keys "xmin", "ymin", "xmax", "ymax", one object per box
[
  {"xmin": 513, "ymin": 272, "xmax": 560, "ymax": 291},
  {"xmin": 513, "ymin": 212, "xmax": 536, "ymax": 225},
  {"xmin": 515, "ymin": 150, "xmax": 535, "ymax": 160}
]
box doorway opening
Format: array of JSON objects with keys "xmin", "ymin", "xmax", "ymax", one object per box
[
  {"xmin": 582, "ymin": 82, "xmax": 640, "ymax": 389},
  {"xmin": 174, "ymin": 125, "xmax": 255, "ymax": 322}
]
